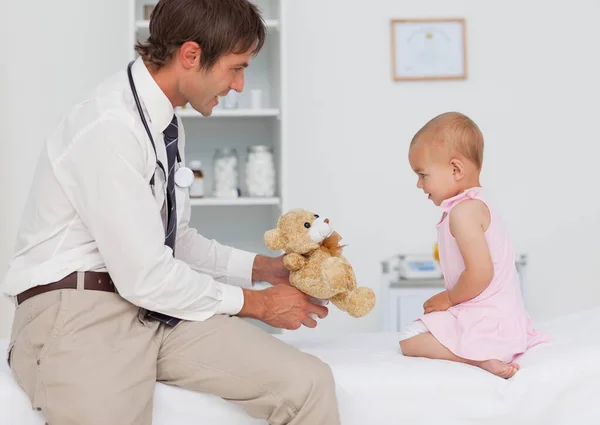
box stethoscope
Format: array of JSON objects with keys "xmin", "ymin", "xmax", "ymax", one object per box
[{"xmin": 127, "ymin": 60, "xmax": 194, "ymax": 189}]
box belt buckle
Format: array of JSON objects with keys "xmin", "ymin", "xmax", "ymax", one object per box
[{"xmin": 145, "ymin": 311, "xmax": 181, "ymax": 327}]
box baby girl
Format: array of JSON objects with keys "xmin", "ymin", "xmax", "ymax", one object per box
[{"xmin": 399, "ymin": 111, "xmax": 548, "ymax": 379}]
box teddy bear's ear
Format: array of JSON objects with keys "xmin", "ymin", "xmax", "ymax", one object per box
[{"xmin": 264, "ymin": 229, "xmax": 284, "ymax": 251}]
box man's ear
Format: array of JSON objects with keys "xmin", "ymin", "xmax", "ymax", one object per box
[
  {"xmin": 264, "ymin": 229, "xmax": 284, "ymax": 251},
  {"xmin": 179, "ymin": 41, "xmax": 201, "ymax": 70},
  {"xmin": 450, "ymin": 158, "xmax": 465, "ymax": 180}
]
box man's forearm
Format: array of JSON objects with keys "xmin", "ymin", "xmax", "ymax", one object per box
[
  {"xmin": 251, "ymin": 255, "xmax": 272, "ymax": 282},
  {"xmin": 237, "ymin": 288, "xmax": 266, "ymax": 319},
  {"xmin": 252, "ymin": 255, "xmax": 289, "ymax": 286}
]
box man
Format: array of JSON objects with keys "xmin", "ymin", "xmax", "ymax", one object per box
[{"xmin": 1, "ymin": 0, "xmax": 341, "ymax": 424}]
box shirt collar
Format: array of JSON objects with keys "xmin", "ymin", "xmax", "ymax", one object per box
[
  {"xmin": 439, "ymin": 186, "xmax": 484, "ymax": 213},
  {"xmin": 131, "ymin": 56, "xmax": 175, "ymax": 135}
]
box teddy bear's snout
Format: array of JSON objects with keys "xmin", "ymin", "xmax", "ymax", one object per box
[{"xmin": 309, "ymin": 216, "xmax": 334, "ymax": 243}]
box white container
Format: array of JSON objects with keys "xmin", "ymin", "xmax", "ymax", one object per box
[
  {"xmin": 251, "ymin": 89, "xmax": 262, "ymax": 109},
  {"xmin": 245, "ymin": 145, "xmax": 276, "ymax": 197},
  {"xmin": 188, "ymin": 159, "xmax": 205, "ymax": 198},
  {"xmin": 222, "ymin": 91, "xmax": 239, "ymax": 109},
  {"xmin": 213, "ymin": 148, "xmax": 240, "ymax": 198}
]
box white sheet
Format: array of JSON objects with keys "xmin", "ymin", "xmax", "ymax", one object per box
[{"xmin": 2, "ymin": 307, "xmax": 600, "ymax": 425}]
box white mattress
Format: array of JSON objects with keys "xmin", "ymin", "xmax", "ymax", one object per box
[{"xmin": 2, "ymin": 306, "xmax": 600, "ymax": 425}]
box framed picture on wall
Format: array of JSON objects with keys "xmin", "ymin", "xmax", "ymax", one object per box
[{"xmin": 390, "ymin": 18, "xmax": 467, "ymax": 81}]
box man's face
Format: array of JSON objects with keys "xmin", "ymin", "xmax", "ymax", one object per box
[{"xmin": 179, "ymin": 50, "xmax": 253, "ymax": 116}]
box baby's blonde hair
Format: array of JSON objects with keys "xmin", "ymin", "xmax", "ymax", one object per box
[{"xmin": 410, "ymin": 112, "xmax": 484, "ymax": 169}]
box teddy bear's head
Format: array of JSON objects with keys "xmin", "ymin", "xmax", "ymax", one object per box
[{"xmin": 264, "ymin": 209, "xmax": 335, "ymax": 255}]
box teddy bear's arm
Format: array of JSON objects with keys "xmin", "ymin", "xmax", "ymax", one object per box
[{"xmin": 283, "ymin": 253, "xmax": 307, "ymax": 271}]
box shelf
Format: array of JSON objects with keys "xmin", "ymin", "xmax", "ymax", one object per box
[
  {"xmin": 135, "ymin": 19, "xmax": 279, "ymax": 31},
  {"xmin": 177, "ymin": 107, "xmax": 280, "ymax": 118},
  {"xmin": 189, "ymin": 197, "xmax": 280, "ymax": 206}
]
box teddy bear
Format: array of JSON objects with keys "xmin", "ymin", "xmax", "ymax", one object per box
[{"xmin": 264, "ymin": 209, "xmax": 376, "ymax": 318}]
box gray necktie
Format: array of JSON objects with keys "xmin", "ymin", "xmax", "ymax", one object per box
[
  {"xmin": 163, "ymin": 115, "xmax": 178, "ymax": 253},
  {"xmin": 145, "ymin": 115, "xmax": 181, "ymax": 327}
]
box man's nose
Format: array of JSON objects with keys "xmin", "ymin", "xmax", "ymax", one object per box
[{"xmin": 231, "ymin": 71, "xmax": 245, "ymax": 93}]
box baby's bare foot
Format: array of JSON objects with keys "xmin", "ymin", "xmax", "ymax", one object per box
[{"xmin": 479, "ymin": 359, "xmax": 519, "ymax": 379}]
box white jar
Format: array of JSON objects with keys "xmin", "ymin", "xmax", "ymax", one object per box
[
  {"xmin": 222, "ymin": 91, "xmax": 238, "ymax": 109},
  {"xmin": 245, "ymin": 145, "xmax": 276, "ymax": 197},
  {"xmin": 250, "ymin": 89, "xmax": 262, "ymax": 109},
  {"xmin": 213, "ymin": 148, "xmax": 240, "ymax": 198}
]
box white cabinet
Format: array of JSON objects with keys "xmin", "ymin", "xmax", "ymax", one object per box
[
  {"xmin": 129, "ymin": 0, "xmax": 287, "ymax": 259},
  {"xmin": 380, "ymin": 254, "xmax": 443, "ymax": 332},
  {"xmin": 384, "ymin": 280, "xmax": 445, "ymax": 332},
  {"xmin": 396, "ymin": 287, "xmax": 441, "ymax": 330}
]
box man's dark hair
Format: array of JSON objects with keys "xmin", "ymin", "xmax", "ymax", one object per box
[{"xmin": 135, "ymin": 0, "xmax": 266, "ymax": 71}]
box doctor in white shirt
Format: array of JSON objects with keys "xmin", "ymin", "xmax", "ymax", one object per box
[{"xmin": 2, "ymin": 1, "xmax": 341, "ymax": 424}]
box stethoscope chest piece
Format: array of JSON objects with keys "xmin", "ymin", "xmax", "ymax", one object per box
[{"xmin": 174, "ymin": 166, "xmax": 194, "ymax": 188}]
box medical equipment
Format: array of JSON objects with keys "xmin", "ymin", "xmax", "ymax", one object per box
[
  {"xmin": 126, "ymin": 60, "xmax": 194, "ymax": 189},
  {"xmin": 396, "ymin": 254, "xmax": 442, "ymax": 280}
]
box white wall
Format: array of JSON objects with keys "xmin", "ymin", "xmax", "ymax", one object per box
[
  {"xmin": 0, "ymin": 0, "xmax": 129, "ymax": 338},
  {"xmin": 283, "ymin": 0, "xmax": 600, "ymax": 336}
]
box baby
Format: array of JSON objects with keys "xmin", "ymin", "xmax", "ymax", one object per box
[{"xmin": 399, "ymin": 112, "xmax": 548, "ymax": 379}]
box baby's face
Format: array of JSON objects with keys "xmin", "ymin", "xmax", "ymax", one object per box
[{"xmin": 409, "ymin": 143, "xmax": 457, "ymax": 206}]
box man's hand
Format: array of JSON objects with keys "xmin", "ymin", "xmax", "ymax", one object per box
[
  {"xmin": 238, "ymin": 285, "xmax": 329, "ymax": 330},
  {"xmin": 252, "ymin": 255, "xmax": 290, "ymax": 286},
  {"xmin": 423, "ymin": 290, "xmax": 453, "ymax": 314}
]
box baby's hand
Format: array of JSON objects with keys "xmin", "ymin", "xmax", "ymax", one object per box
[{"xmin": 423, "ymin": 291, "xmax": 453, "ymax": 314}]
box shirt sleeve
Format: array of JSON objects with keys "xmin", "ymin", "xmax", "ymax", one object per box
[
  {"xmin": 174, "ymin": 218, "xmax": 257, "ymax": 289},
  {"xmin": 52, "ymin": 118, "xmax": 244, "ymax": 321}
]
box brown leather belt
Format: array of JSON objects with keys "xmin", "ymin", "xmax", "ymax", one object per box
[{"xmin": 16, "ymin": 271, "xmax": 117, "ymax": 305}]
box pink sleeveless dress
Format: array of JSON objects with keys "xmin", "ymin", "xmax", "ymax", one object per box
[{"xmin": 419, "ymin": 187, "xmax": 549, "ymax": 363}]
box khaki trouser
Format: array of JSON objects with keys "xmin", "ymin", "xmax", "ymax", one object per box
[{"xmin": 7, "ymin": 288, "xmax": 341, "ymax": 425}]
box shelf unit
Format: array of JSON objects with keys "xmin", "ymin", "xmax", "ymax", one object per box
[
  {"xmin": 129, "ymin": 0, "xmax": 286, "ymax": 252},
  {"xmin": 134, "ymin": 19, "xmax": 280, "ymax": 31},
  {"xmin": 189, "ymin": 197, "xmax": 280, "ymax": 207},
  {"xmin": 177, "ymin": 107, "xmax": 280, "ymax": 118},
  {"xmin": 129, "ymin": 0, "xmax": 288, "ymax": 335}
]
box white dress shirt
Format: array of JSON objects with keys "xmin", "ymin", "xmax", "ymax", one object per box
[{"xmin": 1, "ymin": 57, "xmax": 256, "ymax": 321}]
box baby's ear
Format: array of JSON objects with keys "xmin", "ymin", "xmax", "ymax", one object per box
[{"xmin": 264, "ymin": 229, "xmax": 284, "ymax": 251}]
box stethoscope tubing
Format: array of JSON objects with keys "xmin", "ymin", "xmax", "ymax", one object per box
[{"xmin": 127, "ymin": 60, "xmax": 184, "ymax": 187}]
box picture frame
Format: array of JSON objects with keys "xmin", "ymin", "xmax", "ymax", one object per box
[{"xmin": 390, "ymin": 18, "xmax": 467, "ymax": 82}]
